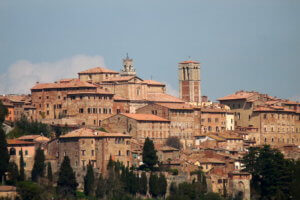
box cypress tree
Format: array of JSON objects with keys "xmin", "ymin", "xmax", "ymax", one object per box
[
  {"xmin": 7, "ymin": 162, "xmax": 19, "ymax": 185},
  {"xmin": 19, "ymin": 148, "xmax": 25, "ymax": 181},
  {"xmin": 169, "ymin": 182, "xmax": 177, "ymax": 196},
  {"xmin": 31, "ymin": 147, "xmax": 45, "ymax": 182},
  {"xmin": 84, "ymin": 162, "xmax": 95, "ymax": 196},
  {"xmin": 158, "ymin": 173, "xmax": 167, "ymax": 197},
  {"xmin": 96, "ymin": 174, "xmax": 106, "ymax": 199},
  {"xmin": 0, "ymin": 100, "xmax": 8, "ymax": 123},
  {"xmin": 142, "ymin": 137, "xmax": 158, "ymax": 170},
  {"xmin": 57, "ymin": 156, "xmax": 78, "ymax": 198},
  {"xmin": 139, "ymin": 172, "xmax": 148, "ymax": 195},
  {"xmin": 149, "ymin": 173, "xmax": 159, "ymax": 197},
  {"xmin": 47, "ymin": 162, "xmax": 53, "ymax": 182},
  {"xmin": 0, "ymin": 128, "xmax": 9, "ymax": 183}
]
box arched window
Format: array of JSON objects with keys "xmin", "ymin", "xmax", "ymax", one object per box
[{"xmin": 10, "ymin": 148, "xmax": 16, "ymax": 155}]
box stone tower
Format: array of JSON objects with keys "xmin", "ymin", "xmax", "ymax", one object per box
[
  {"xmin": 121, "ymin": 54, "xmax": 136, "ymax": 76},
  {"xmin": 178, "ymin": 60, "xmax": 201, "ymax": 104}
]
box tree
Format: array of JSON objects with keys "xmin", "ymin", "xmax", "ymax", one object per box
[
  {"xmin": 7, "ymin": 162, "xmax": 19, "ymax": 185},
  {"xmin": 57, "ymin": 156, "xmax": 78, "ymax": 198},
  {"xmin": 142, "ymin": 137, "xmax": 158, "ymax": 170},
  {"xmin": 139, "ymin": 172, "xmax": 148, "ymax": 195},
  {"xmin": 166, "ymin": 136, "xmax": 182, "ymax": 150},
  {"xmin": 149, "ymin": 173, "xmax": 159, "ymax": 197},
  {"xmin": 0, "ymin": 100, "xmax": 8, "ymax": 123},
  {"xmin": 19, "ymin": 148, "xmax": 25, "ymax": 181},
  {"xmin": 158, "ymin": 173, "xmax": 167, "ymax": 197},
  {"xmin": 169, "ymin": 182, "xmax": 177, "ymax": 196},
  {"xmin": 47, "ymin": 162, "xmax": 53, "ymax": 182},
  {"xmin": 84, "ymin": 162, "xmax": 95, "ymax": 196},
  {"xmin": 242, "ymin": 145, "xmax": 294, "ymax": 199},
  {"xmin": 31, "ymin": 147, "xmax": 45, "ymax": 182},
  {"xmin": 17, "ymin": 181, "xmax": 43, "ymax": 200},
  {"xmin": 0, "ymin": 126, "xmax": 9, "ymax": 183},
  {"xmin": 95, "ymin": 174, "xmax": 106, "ymax": 199}
]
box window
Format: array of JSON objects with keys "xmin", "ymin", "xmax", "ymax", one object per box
[
  {"xmin": 79, "ymin": 108, "xmax": 84, "ymax": 113},
  {"xmin": 58, "ymin": 96, "xmax": 61, "ymax": 99},
  {"xmin": 81, "ymin": 150, "xmax": 85, "ymax": 156},
  {"xmin": 117, "ymin": 109, "xmax": 121, "ymax": 114},
  {"xmin": 47, "ymin": 104, "xmax": 49, "ymax": 108},
  {"xmin": 208, "ymin": 118, "xmax": 211, "ymax": 123},
  {"xmin": 127, "ymin": 150, "xmax": 130, "ymax": 156},
  {"xmin": 215, "ymin": 118, "xmax": 219, "ymax": 123},
  {"xmin": 9, "ymin": 148, "xmax": 16, "ymax": 155},
  {"xmin": 118, "ymin": 151, "xmax": 121, "ymax": 156},
  {"xmin": 91, "ymin": 150, "xmax": 94, "ymax": 156},
  {"xmin": 263, "ymin": 114, "xmax": 267, "ymax": 119},
  {"xmin": 25, "ymin": 150, "xmax": 28, "ymax": 155}
]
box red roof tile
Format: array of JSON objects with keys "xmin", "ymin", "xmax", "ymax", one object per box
[
  {"xmin": 146, "ymin": 93, "xmax": 184, "ymax": 103},
  {"xmin": 120, "ymin": 113, "xmax": 170, "ymax": 122},
  {"xmin": 156, "ymin": 103, "xmax": 193, "ymax": 110},
  {"xmin": 143, "ymin": 80, "xmax": 165, "ymax": 86},
  {"xmin": 60, "ymin": 128, "xmax": 131, "ymax": 138},
  {"xmin": 7, "ymin": 139, "xmax": 35, "ymax": 145},
  {"xmin": 218, "ymin": 91, "xmax": 256, "ymax": 101},
  {"xmin": 78, "ymin": 67, "xmax": 119, "ymax": 74},
  {"xmin": 31, "ymin": 79, "xmax": 97, "ymax": 90}
]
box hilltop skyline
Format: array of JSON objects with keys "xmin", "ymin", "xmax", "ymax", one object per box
[{"xmin": 0, "ymin": 0, "xmax": 299, "ymax": 101}]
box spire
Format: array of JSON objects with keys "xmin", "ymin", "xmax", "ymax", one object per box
[{"xmin": 121, "ymin": 54, "xmax": 136, "ymax": 76}]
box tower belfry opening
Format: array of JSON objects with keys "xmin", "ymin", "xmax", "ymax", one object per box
[
  {"xmin": 121, "ymin": 53, "xmax": 136, "ymax": 76},
  {"xmin": 178, "ymin": 60, "xmax": 201, "ymax": 104}
]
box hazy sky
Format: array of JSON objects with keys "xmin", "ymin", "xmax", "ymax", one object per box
[{"xmin": 0, "ymin": 0, "xmax": 299, "ymax": 101}]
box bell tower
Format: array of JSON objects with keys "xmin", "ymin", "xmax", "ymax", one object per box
[
  {"xmin": 178, "ymin": 60, "xmax": 201, "ymax": 104},
  {"xmin": 121, "ymin": 53, "xmax": 136, "ymax": 76}
]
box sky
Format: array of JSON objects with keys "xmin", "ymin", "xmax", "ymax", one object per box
[{"xmin": 0, "ymin": 0, "xmax": 299, "ymax": 101}]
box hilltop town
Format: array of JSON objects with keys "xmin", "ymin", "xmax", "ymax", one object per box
[{"xmin": 1, "ymin": 56, "xmax": 299, "ymax": 200}]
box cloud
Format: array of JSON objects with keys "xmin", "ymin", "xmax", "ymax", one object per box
[
  {"xmin": 0, "ymin": 55, "xmax": 105, "ymax": 94},
  {"xmin": 164, "ymin": 82, "xmax": 179, "ymax": 97}
]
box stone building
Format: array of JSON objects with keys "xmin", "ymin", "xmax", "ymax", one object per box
[
  {"xmin": 200, "ymin": 107, "xmax": 227, "ymax": 134},
  {"xmin": 136, "ymin": 103, "xmax": 198, "ymax": 148},
  {"xmin": 218, "ymin": 90, "xmax": 300, "ymax": 146},
  {"xmin": 58, "ymin": 128, "xmax": 132, "ymax": 175},
  {"xmin": 7, "ymin": 139, "xmax": 36, "ymax": 176},
  {"xmin": 178, "ymin": 60, "xmax": 201, "ymax": 104},
  {"xmin": 101, "ymin": 113, "xmax": 170, "ymax": 144}
]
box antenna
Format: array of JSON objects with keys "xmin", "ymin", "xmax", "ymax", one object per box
[{"xmin": 126, "ymin": 53, "xmax": 129, "ymax": 59}]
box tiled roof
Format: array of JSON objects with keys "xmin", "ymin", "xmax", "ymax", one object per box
[
  {"xmin": 67, "ymin": 88, "xmax": 113, "ymax": 95},
  {"xmin": 60, "ymin": 128, "xmax": 131, "ymax": 138},
  {"xmin": 207, "ymin": 134, "xmax": 226, "ymax": 142},
  {"xmin": 156, "ymin": 145, "xmax": 179, "ymax": 151},
  {"xmin": 120, "ymin": 113, "xmax": 170, "ymax": 122},
  {"xmin": 201, "ymin": 108, "xmax": 227, "ymax": 113},
  {"xmin": 18, "ymin": 135, "xmax": 50, "ymax": 141},
  {"xmin": 156, "ymin": 103, "xmax": 194, "ymax": 110},
  {"xmin": 78, "ymin": 67, "xmax": 119, "ymax": 74},
  {"xmin": 31, "ymin": 79, "xmax": 97, "ymax": 90},
  {"xmin": 146, "ymin": 93, "xmax": 184, "ymax": 103},
  {"xmin": 253, "ymin": 106, "xmax": 296, "ymax": 113},
  {"xmin": 0, "ymin": 185, "xmax": 16, "ymax": 192},
  {"xmin": 143, "ymin": 80, "xmax": 165, "ymax": 86},
  {"xmin": 113, "ymin": 95, "xmax": 129, "ymax": 101},
  {"xmin": 218, "ymin": 91, "xmax": 256, "ymax": 101},
  {"xmin": 102, "ymin": 76, "xmax": 136, "ymax": 82},
  {"xmin": 179, "ymin": 60, "xmax": 200, "ymax": 64},
  {"xmin": 198, "ymin": 157, "xmax": 225, "ymax": 164},
  {"xmin": 7, "ymin": 139, "xmax": 35, "ymax": 145}
]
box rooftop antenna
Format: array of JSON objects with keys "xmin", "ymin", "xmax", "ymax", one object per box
[
  {"xmin": 150, "ymin": 75, "xmax": 153, "ymax": 80},
  {"xmin": 126, "ymin": 53, "xmax": 129, "ymax": 59}
]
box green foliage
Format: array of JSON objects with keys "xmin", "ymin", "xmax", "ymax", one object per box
[
  {"xmin": 142, "ymin": 138, "xmax": 158, "ymax": 170},
  {"xmin": 97, "ymin": 127, "xmax": 108, "ymax": 133},
  {"xmin": 242, "ymin": 145, "xmax": 295, "ymax": 200},
  {"xmin": 95, "ymin": 174, "xmax": 106, "ymax": 199},
  {"xmin": 47, "ymin": 162, "xmax": 53, "ymax": 182},
  {"xmin": 0, "ymin": 100, "xmax": 8, "ymax": 124},
  {"xmin": 7, "ymin": 162, "xmax": 19, "ymax": 186},
  {"xmin": 57, "ymin": 156, "xmax": 78, "ymax": 198},
  {"xmin": 9, "ymin": 115, "xmax": 50, "ymax": 138},
  {"xmin": 190, "ymin": 169, "xmax": 207, "ymax": 194},
  {"xmin": 166, "ymin": 136, "xmax": 182, "ymax": 150},
  {"xmin": 31, "ymin": 147, "xmax": 45, "ymax": 182},
  {"xmin": 149, "ymin": 173, "xmax": 159, "ymax": 197},
  {"xmin": 84, "ymin": 162, "xmax": 95, "ymax": 196},
  {"xmin": 158, "ymin": 173, "xmax": 167, "ymax": 197},
  {"xmin": 0, "ymin": 127, "xmax": 9, "ymax": 182},
  {"xmin": 290, "ymin": 159, "xmax": 300, "ymax": 200},
  {"xmin": 139, "ymin": 172, "xmax": 148, "ymax": 195},
  {"xmin": 53, "ymin": 125, "xmax": 72, "ymax": 138},
  {"xmin": 16, "ymin": 181, "xmax": 43, "ymax": 200},
  {"xmin": 19, "ymin": 149, "xmax": 25, "ymax": 181}
]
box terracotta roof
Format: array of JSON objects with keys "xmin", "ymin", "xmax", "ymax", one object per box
[
  {"xmin": 78, "ymin": 67, "xmax": 119, "ymax": 74},
  {"xmin": 156, "ymin": 145, "xmax": 179, "ymax": 151},
  {"xmin": 18, "ymin": 135, "xmax": 50, "ymax": 141},
  {"xmin": 113, "ymin": 95, "xmax": 129, "ymax": 101},
  {"xmin": 0, "ymin": 185, "xmax": 16, "ymax": 192},
  {"xmin": 207, "ymin": 134, "xmax": 226, "ymax": 142},
  {"xmin": 143, "ymin": 80, "xmax": 165, "ymax": 86},
  {"xmin": 253, "ymin": 106, "xmax": 296, "ymax": 113},
  {"xmin": 120, "ymin": 113, "xmax": 170, "ymax": 122},
  {"xmin": 179, "ymin": 60, "xmax": 200, "ymax": 64},
  {"xmin": 60, "ymin": 128, "xmax": 131, "ymax": 138},
  {"xmin": 146, "ymin": 93, "xmax": 184, "ymax": 103},
  {"xmin": 59, "ymin": 78, "xmax": 79, "ymax": 83},
  {"xmin": 7, "ymin": 139, "xmax": 35, "ymax": 145},
  {"xmin": 102, "ymin": 76, "xmax": 137, "ymax": 82},
  {"xmin": 198, "ymin": 157, "xmax": 225, "ymax": 164},
  {"xmin": 31, "ymin": 79, "xmax": 97, "ymax": 90},
  {"xmin": 67, "ymin": 88, "xmax": 113, "ymax": 95},
  {"xmin": 156, "ymin": 103, "xmax": 194, "ymax": 110},
  {"xmin": 218, "ymin": 91, "xmax": 256, "ymax": 101},
  {"xmin": 201, "ymin": 108, "xmax": 227, "ymax": 113}
]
